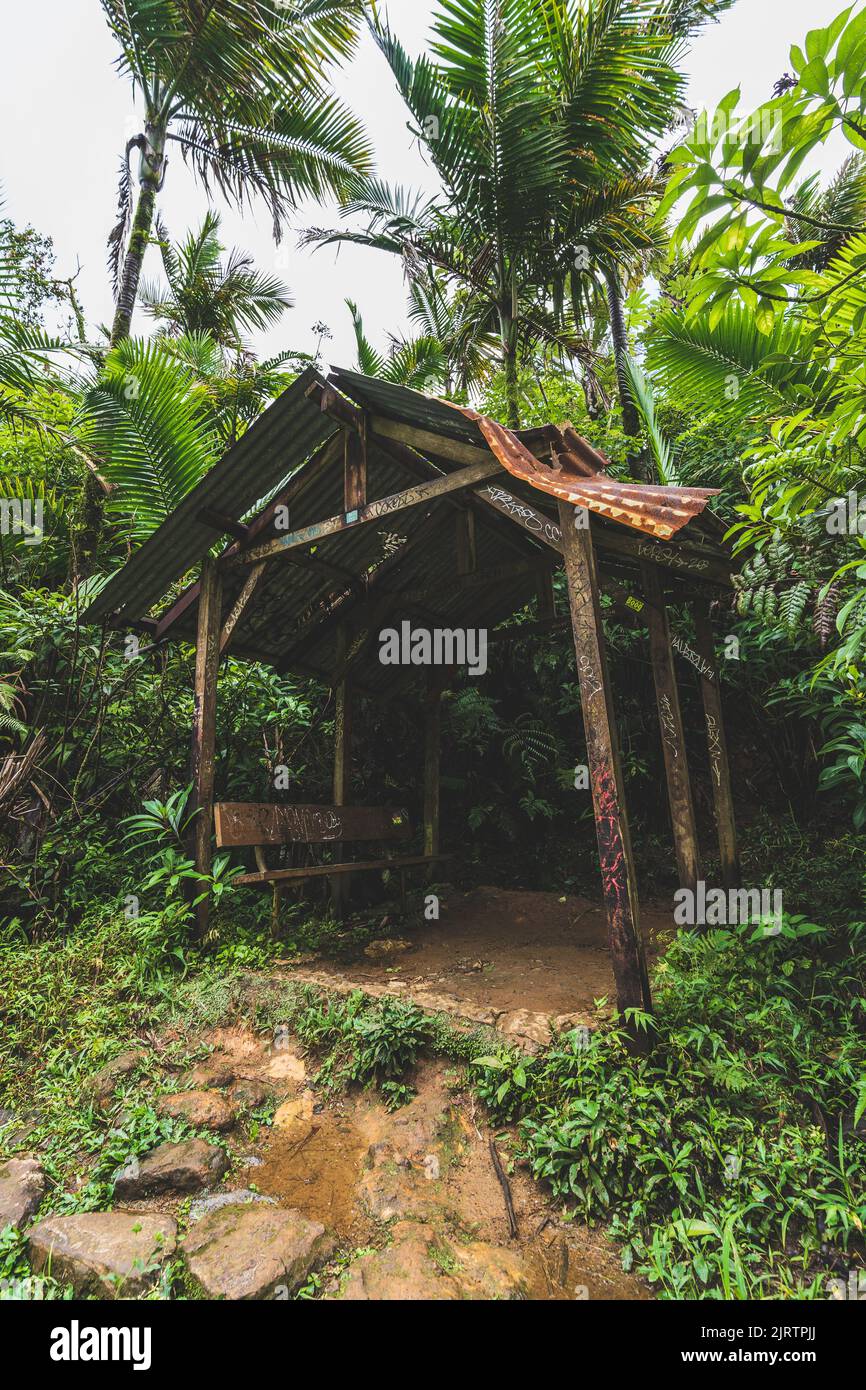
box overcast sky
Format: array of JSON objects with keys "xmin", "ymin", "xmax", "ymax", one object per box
[{"xmin": 0, "ymin": 0, "xmax": 851, "ymax": 366}]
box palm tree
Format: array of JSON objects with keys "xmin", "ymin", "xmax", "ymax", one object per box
[
  {"xmin": 306, "ymin": 1, "xmax": 730, "ymax": 430},
  {"xmin": 140, "ymin": 212, "xmax": 292, "ymax": 351},
  {"xmin": 102, "ymin": 0, "xmax": 372, "ymax": 346},
  {"xmin": 538, "ymin": 0, "xmax": 738, "ymax": 458}
]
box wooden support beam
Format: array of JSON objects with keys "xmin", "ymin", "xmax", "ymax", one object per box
[
  {"xmin": 456, "ymin": 510, "xmax": 476, "ymax": 575},
  {"xmin": 476, "ymin": 481, "xmax": 732, "ymax": 587},
  {"xmin": 227, "ymin": 458, "xmax": 503, "ymax": 568},
  {"xmin": 196, "ymin": 507, "xmax": 250, "ymax": 543},
  {"xmin": 641, "ymin": 562, "xmax": 701, "ymax": 893},
  {"xmin": 220, "ymin": 563, "xmax": 266, "ymax": 655},
  {"xmin": 537, "ymin": 568, "xmax": 556, "ymax": 619},
  {"xmin": 309, "ymin": 379, "xmax": 365, "ymax": 433},
  {"xmin": 154, "ymin": 433, "xmax": 343, "ymax": 642},
  {"xmin": 331, "ymin": 626, "xmax": 353, "ymax": 918},
  {"xmin": 558, "ymin": 501, "xmax": 652, "ymax": 1046},
  {"xmin": 233, "ymin": 853, "xmax": 449, "ymax": 885},
  {"xmin": 369, "ymin": 417, "xmax": 491, "ymax": 469},
  {"xmin": 369, "ymin": 427, "xmax": 547, "ymax": 566},
  {"xmin": 277, "ymin": 506, "xmax": 452, "ymax": 675},
  {"xmin": 423, "ymin": 669, "xmax": 447, "ymax": 863},
  {"xmin": 692, "ymin": 604, "xmax": 740, "ymax": 891},
  {"xmin": 189, "ymin": 555, "xmax": 222, "ymax": 940},
  {"xmin": 344, "ymin": 425, "xmax": 367, "ymax": 511}
]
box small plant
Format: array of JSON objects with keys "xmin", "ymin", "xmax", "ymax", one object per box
[
  {"xmin": 350, "ymin": 999, "xmax": 432, "ymax": 1083},
  {"xmin": 466, "ymin": 915, "xmax": 866, "ymax": 1300},
  {"xmin": 381, "ymin": 1080, "xmax": 416, "ymax": 1112}
]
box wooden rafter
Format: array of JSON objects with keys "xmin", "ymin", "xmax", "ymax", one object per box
[{"xmin": 226, "ymin": 458, "xmax": 504, "ymax": 569}]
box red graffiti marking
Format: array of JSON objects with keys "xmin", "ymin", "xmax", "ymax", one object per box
[{"xmin": 592, "ymin": 763, "xmax": 626, "ymax": 912}]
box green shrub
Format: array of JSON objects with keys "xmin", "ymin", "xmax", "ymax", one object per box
[{"xmin": 471, "ymin": 916, "xmax": 866, "ymax": 1299}]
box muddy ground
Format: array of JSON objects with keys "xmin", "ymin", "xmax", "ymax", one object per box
[
  {"xmin": 123, "ymin": 1021, "xmax": 649, "ymax": 1301},
  {"xmin": 282, "ymin": 884, "xmax": 671, "ymax": 1047},
  {"xmin": 113, "ymin": 886, "xmax": 665, "ymax": 1299}
]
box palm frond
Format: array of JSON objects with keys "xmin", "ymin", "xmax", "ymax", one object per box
[
  {"xmin": 624, "ymin": 354, "xmax": 678, "ymax": 484},
  {"xmin": 79, "ymin": 336, "xmax": 217, "ymax": 538}
]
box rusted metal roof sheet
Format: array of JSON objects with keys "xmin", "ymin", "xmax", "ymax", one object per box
[
  {"xmin": 81, "ymin": 367, "xmax": 335, "ymax": 626},
  {"xmin": 449, "ymin": 403, "xmax": 718, "ymax": 542},
  {"xmin": 330, "ymin": 367, "xmax": 719, "ymax": 541}
]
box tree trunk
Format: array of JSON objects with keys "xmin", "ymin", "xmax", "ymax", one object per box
[
  {"xmin": 110, "ymin": 123, "xmax": 165, "ymax": 347},
  {"xmin": 603, "ymin": 266, "xmax": 650, "ymax": 479},
  {"xmin": 499, "ymin": 309, "xmax": 520, "ymax": 430}
]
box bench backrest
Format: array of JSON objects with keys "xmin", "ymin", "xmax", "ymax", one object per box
[{"xmin": 214, "ymin": 802, "xmax": 411, "ymax": 849}]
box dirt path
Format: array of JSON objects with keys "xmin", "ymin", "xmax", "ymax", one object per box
[
  {"xmin": 182, "ymin": 1026, "xmax": 646, "ymax": 1301},
  {"xmin": 282, "ymin": 885, "xmax": 672, "ymax": 1049}
]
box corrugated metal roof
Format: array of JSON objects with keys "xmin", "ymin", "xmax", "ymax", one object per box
[
  {"xmin": 331, "ymin": 367, "xmax": 719, "ymax": 542},
  {"xmin": 160, "ymin": 433, "xmax": 552, "ymax": 686},
  {"xmin": 81, "ymin": 367, "xmax": 336, "ymax": 625},
  {"xmin": 327, "ymin": 367, "xmax": 490, "ymax": 450},
  {"xmin": 450, "ymin": 404, "xmax": 718, "ymax": 542},
  {"xmin": 80, "ymin": 368, "xmax": 731, "ymax": 688}
]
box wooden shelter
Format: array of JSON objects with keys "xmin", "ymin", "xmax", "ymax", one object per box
[{"xmin": 82, "ymin": 367, "xmax": 739, "ymax": 1038}]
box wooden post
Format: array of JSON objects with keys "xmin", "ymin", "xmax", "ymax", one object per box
[
  {"xmin": 558, "ymin": 502, "xmax": 652, "ymax": 1041},
  {"xmin": 331, "ymin": 626, "xmax": 353, "ymax": 918},
  {"xmin": 344, "ymin": 425, "xmax": 366, "ymax": 511},
  {"xmin": 455, "ymin": 510, "xmax": 476, "ymax": 575},
  {"xmin": 536, "ymin": 569, "xmax": 556, "ymax": 620},
  {"xmin": 692, "ymin": 604, "xmax": 740, "ymax": 891},
  {"xmin": 423, "ymin": 670, "xmax": 445, "ymax": 868},
  {"xmin": 190, "ymin": 555, "xmax": 222, "ymax": 940},
  {"xmin": 641, "ymin": 562, "xmax": 701, "ymax": 893}
]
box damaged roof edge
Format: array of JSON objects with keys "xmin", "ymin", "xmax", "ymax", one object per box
[{"xmin": 330, "ymin": 368, "xmax": 720, "ymax": 543}]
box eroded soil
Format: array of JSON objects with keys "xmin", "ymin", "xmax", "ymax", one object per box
[{"xmin": 131, "ymin": 1021, "xmax": 649, "ymax": 1301}]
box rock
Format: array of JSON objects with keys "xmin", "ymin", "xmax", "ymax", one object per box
[
  {"xmin": 183, "ymin": 1203, "xmax": 332, "ymax": 1300},
  {"xmin": 454, "ymin": 1242, "xmax": 531, "ymax": 1300},
  {"xmin": 188, "ymin": 1189, "xmax": 275, "ymax": 1223},
  {"xmin": 228, "ymin": 1078, "xmax": 269, "ymax": 1112},
  {"xmin": 113, "ymin": 1139, "xmax": 228, "ymax": 1199},
  {"xmin": 29, "ymin": 1211, "xmax": 176, "ymax": 1298},
  {"xmin": 357, "ymin": 1142, "xmax": 438, "ymax": 1224},
  {"xmin": 337, "ymin": 1222, "xmax": 460, "ymax": 1301},
  {"xmin": 0, "ymin": 1156, "xmax": 46, "ymax": 1229},
  {"xmin": 364, "ymin": 938, "xmax": 413, "ymax": 962},
  {"xmin": 272, "ymin": 1091, "xmax": 315, "ymax": 1141},
  {"xmin": 265, "ymin": 1049, "xmax": 306, "ymax": 1083},
  {"xmin": 498, "ymin": 1009, "xmax": 552, "ymax": 1053},
  {"xmin": 334, "ymin": 1222, "xmax": 530, "ymax": 1302},
  {"xmin": 157, "ymin": 1090, "xmax": 236, "ymax": 1132},
  {"xmin": 83, "ymin": 1050, "xmax": 147, "ymax": 1107},
  {"xmin": 0, "ymin": 1109, "xmax": 15, "ymax": 1130},
  {"xmin": 187, "ymin": 1061, "xmax": 235, "ymax": 1090}
]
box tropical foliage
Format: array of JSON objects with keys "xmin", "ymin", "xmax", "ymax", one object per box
[{"xmin": 1, "ymin": 0, "xmax": 866, "ymax": 1311}]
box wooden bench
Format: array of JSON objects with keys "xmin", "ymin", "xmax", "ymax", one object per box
[{"xmin": 214, "ymin": 801, "xmax": 449, "ymax": 928}]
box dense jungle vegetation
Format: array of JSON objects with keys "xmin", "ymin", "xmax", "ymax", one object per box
[{"xmin": 1, "ymin": 0, "xmax": 865, "ymax": 1303}]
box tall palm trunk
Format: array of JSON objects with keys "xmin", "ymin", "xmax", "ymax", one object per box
[
  {"xmin": 603, "ymin": 264, "xmax": 638, "ymax": 433},
  {"xmin": 82, "ymin": 121, "xmax": 166, "ymax": 572},
  {"xmin": 110, "ymin": 122, "xmax": 166, "ymax": 347},
  {"xmin": 499, "ymin": 305, "xmax": 521, "ymax": 431},
  {"xmin": 603, "ymin": 265, "xmax": 651, "ymax": 480}
]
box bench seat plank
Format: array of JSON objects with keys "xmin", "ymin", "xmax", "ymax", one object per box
[
  {"xmin": 234, "ymin": 853, "xmax": 451, "ymax": 885},
  {"xmin": 215, "ymin": 802, "xmax": 411, "ymax": 847}
]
